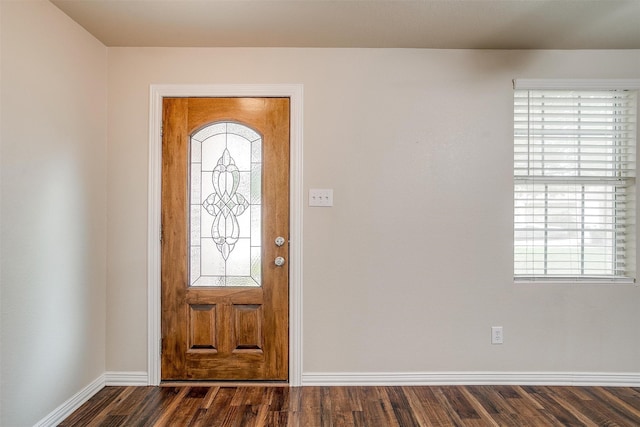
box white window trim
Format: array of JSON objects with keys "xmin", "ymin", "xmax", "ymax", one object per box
[
  {"xmin": 514, "ymin": 79, "xmax": 640, "ymax": 90},
  {"xmin": 515, "ymin": 278, "xmax": 636, "ymax": 286},
  {"xmin": 513, "ymin": 78, "xmax": 640, "ymax": 285}
]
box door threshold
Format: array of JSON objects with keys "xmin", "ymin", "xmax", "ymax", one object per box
[{"xmin": 160, "ymin": 380, "xmax": 290, "ymax": 387}]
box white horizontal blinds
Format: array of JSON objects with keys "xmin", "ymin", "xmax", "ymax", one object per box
[{"xmin": 514, "ymin": 89, "xmax": 637, "ymax": 281}]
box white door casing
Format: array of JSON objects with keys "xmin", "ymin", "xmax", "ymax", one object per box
[{"xmin": 147, "ymin": 84, "xmax": 303, "ymax": 385}]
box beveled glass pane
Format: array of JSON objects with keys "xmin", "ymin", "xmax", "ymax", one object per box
[
  {"xmin": 226, "ymin": 134, "xmax": 252, "ymax": 171},
  {"xmin": 252, "ymin": 139, "xmax": 262, "ymax": 163},
  {"xmin": 200, "ymin": 238, "xmax": 226, "ymax": 276},
  {"xmin": 228, "ymin": 122, "xmax": 260, "ymax": 142},
  {"xmin": 251, "ymin": 247, "xmax": 261, "ymax": 284},
  {"xmin": 202, "ymin": 134, "xmax": 226, "ymax": 172},
  {"xmin": 251, "ymin": 163, "xmax": 262, "ymax": 204},
  {"xmin": 192, "ymin": 122, "xmax": 226, "ymax": 142},
  {"xmin": 191, "ymin": 205, "xmax": 201, "ymax": 244},
  {"xmin": 191, "ymin": 163, "xmax": 201, "ymax": 205},
  {"xmin": 190, "ymin": 247, "xmax": 201, "ymax": 285},
  {"xmin": 191, "ymin": 139, "xmax": 202, "ymax": 163},
  {"xmin": 226, "ymin": 239, "xmax": 251, "ymax": 276},
  {"xmin": 226, "ymin": 276, "xmax": 260, "ymax": 287},
  {"xmin": 189, "ymin": 121, "xmax": 262, "ymax": 287},
  {"xmin": 250, "ymin": 205, "xmax": 261, "ymax": 246}
]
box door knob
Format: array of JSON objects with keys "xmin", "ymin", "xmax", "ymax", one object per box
[{"xmin": 274, "ymin": 256, "xmax": 286, "ymax": 267}]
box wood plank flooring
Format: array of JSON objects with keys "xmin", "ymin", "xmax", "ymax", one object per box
[{"xmin": 59, "ymin": 385, "xmax": 640, "ymax": 426}]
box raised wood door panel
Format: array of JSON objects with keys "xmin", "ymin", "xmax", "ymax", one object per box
[{"xmin": 161, "ymin": 97, "xmax": 289, "ymax": 381}]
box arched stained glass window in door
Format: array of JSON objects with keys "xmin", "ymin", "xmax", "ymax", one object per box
[{"xmin": 189, "ymin": 122, "xmax": 262, "ymax": 287}]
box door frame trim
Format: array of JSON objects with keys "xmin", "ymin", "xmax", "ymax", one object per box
[{"xmin": 147, "ymin": 84, "xmax": 304, "ymax": 386}]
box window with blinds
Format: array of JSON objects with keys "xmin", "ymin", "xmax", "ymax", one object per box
[{"xmin": 514, "ymin": 88, "xmax": 637, "ymax": 282}]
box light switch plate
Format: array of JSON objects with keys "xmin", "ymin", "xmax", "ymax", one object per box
[{"xmin": 309, "ymin": 189, "xmax": 333, "ymax": 207}]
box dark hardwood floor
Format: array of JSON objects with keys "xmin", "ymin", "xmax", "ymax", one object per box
[{"xmin": 59, "ymin": 385, "xmax": 640, "ymax": 426}]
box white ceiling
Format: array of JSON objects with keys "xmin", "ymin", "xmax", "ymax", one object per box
[{"xmin": 51, "ymin": 0, "xmax": 640, "ymax": 49}]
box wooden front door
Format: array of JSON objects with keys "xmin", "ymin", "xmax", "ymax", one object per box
[{"xmin": 161, "ymin": 98, "xmax": 289, "ymax": 381}]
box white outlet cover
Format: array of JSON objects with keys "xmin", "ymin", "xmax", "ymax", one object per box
[{"xmin": 491, "ymin": 326, "xmax": 503, "ymax": 344}]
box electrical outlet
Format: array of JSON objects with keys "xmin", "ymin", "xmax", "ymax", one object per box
[
  {"xmin": 491, "ymin": 326, "xmax": 503, "ymax": 344},
  {"xmin": 309, "ymin": 189, "xmax": 334, "ymax": 207}
]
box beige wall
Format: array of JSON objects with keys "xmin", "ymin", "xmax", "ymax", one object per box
[
  {"xmin": 0, "ymin": 1, "xmax": 107, "ymax": 425},
  {"xmin": 108, "ymin": 48, "xmax": 640, "ymax": 375},
  {"xmin": 0, "ymin": 2, "xmax": 637, "ymax": 424}
]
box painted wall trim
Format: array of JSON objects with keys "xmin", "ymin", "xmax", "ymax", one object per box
[
  {"xmin": 33, "ymin": 369, "xmax": 640, "ymax": 425},
  {"xmin": 34, "ymin": 374, "xmax": 106, "ymax": 427},
  {"xmin": 513, "ymin": 78, "xmax": 640, "ymax": 90},
  {"xmin": 148, "ymin": 84, "xmax": 304, "ymax": 386},
  {"xmin": 302, "ymin": 371, "xmax": 640, "ymax": 387},
  {"xmin": 105, "ymin": 371, "xmax": 149, "ymax": 386}
]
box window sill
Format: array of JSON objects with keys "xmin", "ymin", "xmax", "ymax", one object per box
[{"xmin": 514, "ymin": 277, "xmax": 636, "ymax": 286}]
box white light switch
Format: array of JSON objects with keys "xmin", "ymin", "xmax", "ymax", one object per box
[{"xmin": 309, "ymin": 189, "xmax": 333, "ymax": 207}]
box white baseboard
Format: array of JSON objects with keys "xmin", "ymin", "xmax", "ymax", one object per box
[
  {"xmin": 301, "ymin": 371, "xmax": 640, "ymax": 387},
  {"xmin": 34, "ymin": 374, "xmax": 106, "ymax": 427},
  {"xmin": 34, "ymin": 371, "xmax": 149, "ymax": 427},
  {"xmin": 32, "ymin": 370, "xmax": 640, "ymax": 426},
  {"xmin": 105, "ymin": 371, "xmax": 149, "ymax": 386}
]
